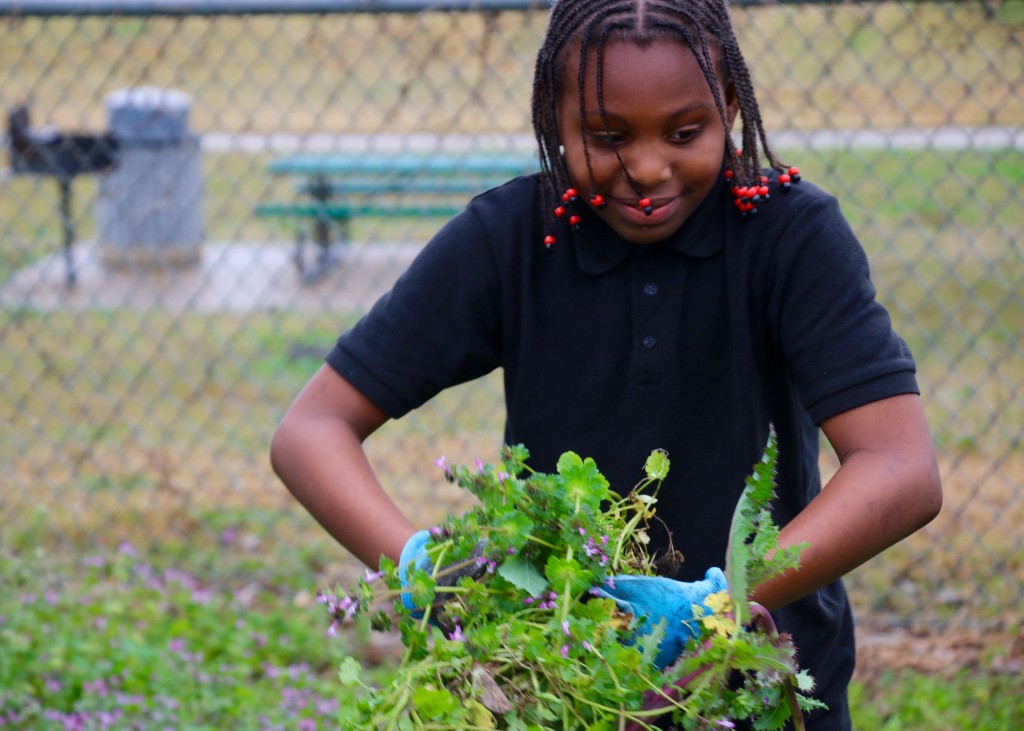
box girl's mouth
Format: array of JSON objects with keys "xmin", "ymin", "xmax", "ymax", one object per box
[{"xmin": 612, "ymin": 195, "xmax": 680, "ymax": 226}]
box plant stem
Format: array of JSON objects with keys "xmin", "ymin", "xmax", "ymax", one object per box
[{"xmin": 559, "ymin": 546, "xmax": 574, "ymax": 626}]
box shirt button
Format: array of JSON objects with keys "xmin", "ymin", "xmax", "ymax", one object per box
[
  {"xmin": 642, "ymin": 335, "xmax": 657, "ymax": 349},
  {"xmin": 643, "ymin": 282, "xmax": 659, "ymax": 296}
]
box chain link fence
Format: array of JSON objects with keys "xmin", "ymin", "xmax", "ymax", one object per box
[{"xmin": 1, "ymin": 0, "xmax": 1020, "ymax": 646}]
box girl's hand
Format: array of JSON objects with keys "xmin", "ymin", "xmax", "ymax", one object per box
[
  {"xmin": 595, "ymin": 567, "xmax": 727, "ymax": 669},
  {"xmin": 398, "ymin": 530, "xmax": 433, "ymax": 612}
]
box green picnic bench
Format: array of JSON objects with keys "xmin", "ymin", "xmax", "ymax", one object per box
[{"xmin": 255, "ymin": 150, "xmax": 538, "ymax": 283}]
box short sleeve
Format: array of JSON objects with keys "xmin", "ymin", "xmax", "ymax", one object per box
[
  {"xmin": 765, "ymin": 195, "xmax": 918, "ymax": 424},
  {"xmin": 325, "ymin": 203, "xmax": 504, "ymax": 417}
]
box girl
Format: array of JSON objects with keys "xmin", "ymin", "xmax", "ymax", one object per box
[{"xmin": 270, "ymin": 1, "xmax": 942, "ymax": 728}]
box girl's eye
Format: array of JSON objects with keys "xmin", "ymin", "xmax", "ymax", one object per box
[
  {"xmin": 671, "ymin": 128, "xmax": 700, "ymax": 143},
  {"xmin": 587, "ymin": 131, "xmax": 625, "ymax": 147}
]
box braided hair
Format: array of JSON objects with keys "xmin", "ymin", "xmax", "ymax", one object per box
[{"xmin": 531, "ymin": 0, "xmax": 788, "ymax": 226}]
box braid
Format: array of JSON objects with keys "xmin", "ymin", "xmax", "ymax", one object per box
[{"xmin": 532, "ymin": 0, "xmax": 788, "ymax": 224}]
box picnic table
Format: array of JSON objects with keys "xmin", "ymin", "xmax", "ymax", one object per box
[{"xmin": 255, "ymin": 149, "xmax": 539, "ymax": 283}]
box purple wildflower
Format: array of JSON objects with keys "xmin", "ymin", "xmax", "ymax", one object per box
[
  {"xmin": 84, "ymin": 678, "xmax": 110, "ymax": 697},
  {"xmin": 561, "ymin": 644, "xmax": 570, "ymax": 659},
  {"xmin": 449, "ymin": 624, "xmax": 467, "ymax": 642},
  {"xmin": 364, "ymin": 568, "xmax": 384, "ymax": 582},
  {"xmin": 476, "ymin": 458, "xmax": 486, "ymax": 473},
  {"xmin": 335, "ymin": 595, "xmax": 359, "ymax": 619},
  {"xmin": 562, "ymin": 620, "xmax": 571, "ymax": 637},
  {"xmin": 434, "ymin": 455, "xmax": 449, "ymax": 472},
  {"xmin": 317, "ymin": 698, "xmax": 340, "ymax": 715}
]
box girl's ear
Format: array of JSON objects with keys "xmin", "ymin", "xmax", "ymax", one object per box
[{"xmin": 724, "ymin": 80, "xmax": 739, "ymax": 131}]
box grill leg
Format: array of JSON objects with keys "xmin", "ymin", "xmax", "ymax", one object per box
[{"xmin": 58, "ymin": 177, "xmax": 76, "ymax": 289}]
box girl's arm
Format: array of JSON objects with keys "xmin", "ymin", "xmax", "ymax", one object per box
[
  {"xmin": 750, "ymin": 393, "xmax": 942, "ymax": 611},
  {"xmin": 270, "ymin": 363, "xmax": 415, "ymax": 569}
]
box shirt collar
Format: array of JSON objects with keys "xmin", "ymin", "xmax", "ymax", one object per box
[{"xmin": 573, "ymin": 174, "xmax": 726, "ymax": 275}]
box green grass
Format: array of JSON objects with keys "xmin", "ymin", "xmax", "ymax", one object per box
[
  {"xmin": 849, "ymin": 671, "xmax": 1024, "ymax": 731},
  {"xmin": 0, "ymin": 528, "xmax": 349, "ymax": 729}
]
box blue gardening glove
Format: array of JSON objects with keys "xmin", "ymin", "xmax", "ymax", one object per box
[
  {"xmin": 595, "ymin": 567, "xmax": 728, "ymax": 669},
  {"xmin": 398, "ymin": 529, "xmax": 433, "ymax": 613},
  {"xmin": 398, "ymin": 530, "xmax": 489, "ymax": 616}
]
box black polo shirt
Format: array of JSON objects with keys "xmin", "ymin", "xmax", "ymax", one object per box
[{"xmin": 326, "ymin": 172, "xmax": 918, "ymax": 729}]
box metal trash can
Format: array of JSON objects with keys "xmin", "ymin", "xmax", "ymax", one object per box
[{"xmin": 96, "ymin": 87, "xmax": 204, "ymax": 268}]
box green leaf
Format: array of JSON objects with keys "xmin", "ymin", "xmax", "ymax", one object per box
[
  {"xmin": 545, "ymin": 555, "xmax": 594, "ymax": 595},
  {"xmin": 492, "ymin": 510, "xmax": 535, "ymax": 550},
  {"xmin": 501, "ymin": 443, "xmax": 531, "ymax": 475},
  {"xmin": 338, "ymin": 656, "xmax": 362, "ymax": 686},
  {"xmin": 752, "ymin": 694, "xmax": 793, "ymax": 731},
  {"xmin": 556, "ymin": 452, "xmax": 611, "ymax": 510},
  {"xmin": 412, "ymin": 685, "xmax": 460, "ymax": 717},
  {"xmin": 406, "ymin": 570, "xmax": 436, "ymax": 609},
  {"xmin": 795, "ymin": 669, "xmax": 816, "ymax": 693},
  {"xmin": 468, "ymin": 699, "xmax": 498, "ymax": 728},
  {"xmin": 498, "ymin": 554, "xmax": 549, "ymax": 596},
  {"xmin": 726, "ymin": 429, "xmax": 781, "ymax": 625},
  {"xmin": 644, "ymin": 449, "xmax": 670, "ymax": 481}
]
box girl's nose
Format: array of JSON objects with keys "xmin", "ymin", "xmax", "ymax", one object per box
[{"xmin": 623, "ymin": 144, "xmax": 672, "ymax": 190}]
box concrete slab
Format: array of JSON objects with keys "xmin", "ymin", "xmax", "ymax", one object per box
[{"xmin": 0, "ymin": 240, "xmax": 423, "ymax": 314}]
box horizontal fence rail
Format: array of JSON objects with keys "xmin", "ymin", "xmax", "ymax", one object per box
[{"xmin": 0, "ymin": 0, "xmax": 885, "ymax": 15}]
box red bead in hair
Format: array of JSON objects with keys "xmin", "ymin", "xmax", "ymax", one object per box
[
  {"xmin": 543, "ymin": 235, "xmax": 556, "ymax": 249},
  {"xmin": 638, "ymin": 197, "xmax": 653, "ymax": 215},
  {"xmin": 589, "ymin": 193, "xmax": 606, "ymax": 209}
]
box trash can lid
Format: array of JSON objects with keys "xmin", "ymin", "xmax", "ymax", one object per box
[{"xmin": 105, "ymin": 87, "xmax": 192, "ymax": 142}]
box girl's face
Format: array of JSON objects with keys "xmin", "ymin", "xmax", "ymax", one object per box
[{"xmin": 557, "ymin": 37, "xmax": 738, "ymax": 245}]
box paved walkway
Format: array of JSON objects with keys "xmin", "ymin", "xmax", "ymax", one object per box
[{"xmin": 0, "ymin": 240, "xmax": 421, "ymax": 314}]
